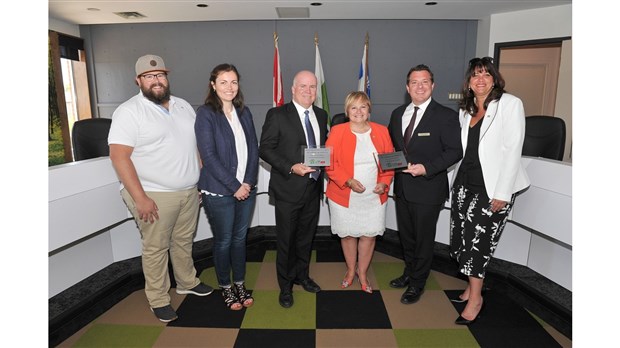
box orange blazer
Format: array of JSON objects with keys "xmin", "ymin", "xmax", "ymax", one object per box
[{"xmin": 325, "ymin": 122, "xmax": 395, "ymax": 208}]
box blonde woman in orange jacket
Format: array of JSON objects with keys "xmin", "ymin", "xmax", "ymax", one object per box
[{"xmin": 325, "ymin": 91, "xmax": 394, "ymax": 293}]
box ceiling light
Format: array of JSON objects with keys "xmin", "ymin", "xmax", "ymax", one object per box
[
  {"xmin": 310, "ymin": 2, "xmax": 322, "ymax": 5},
  {"xmin": 425, "ymin": 2, "xmax": 438, "ymax": 5},
  {"xmin": 197, "ymin": 4, "xmax": 208, "ymax": 8}
]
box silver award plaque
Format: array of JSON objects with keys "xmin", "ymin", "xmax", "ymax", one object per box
[
  {"xmin": 375, "ymin": 151, "xmax": 407, "ymax": 171},
  {"xmin": 303, "ymin": 145, "xmax": 331, "ymax": 167}
]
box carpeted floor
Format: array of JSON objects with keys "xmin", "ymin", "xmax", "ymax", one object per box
[{"xmin": 56, "ymin": 241, "xmax": 571, "ymax": 347}]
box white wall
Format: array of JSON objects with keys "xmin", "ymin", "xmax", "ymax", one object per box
[
  {"xmin": 49, "ymin": 17, "xmax": 80, "ymax": 37},
  {"xmin": 483, "ymin": 4, "xmax": 572, "ymax": 56}
]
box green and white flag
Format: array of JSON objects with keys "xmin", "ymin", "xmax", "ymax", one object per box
[{"xmin": 314, "ymin": 39, "xmax": 330, "ymax": 124}]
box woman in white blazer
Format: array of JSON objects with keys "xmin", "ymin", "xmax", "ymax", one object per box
[{"xmin": 449, "ymin": 57, "xmax": 530, "ymax": 325}]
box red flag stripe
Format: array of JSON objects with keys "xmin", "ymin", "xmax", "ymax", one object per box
[{"xmin": 273, "ymin": 38, "xmax": 284, "ymax": 107}]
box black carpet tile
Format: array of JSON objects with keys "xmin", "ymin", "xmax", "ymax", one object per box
[
  {"xmin": 445, "ymin": 289, "xmax": 563, "ymax": 347},
  {"xmin": 316, "ymin": 290, "xmax": 392, "ymax": 329},
  {"xmin": 234, "ymin": 329, "xmax": 316, "ymax": 348},
  {"xmin": 170, "ymin": 289, "xmax": 248, "ymax": 328}
]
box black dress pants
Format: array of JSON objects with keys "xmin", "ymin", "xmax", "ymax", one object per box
[
  {"xmin": 273, "ymin": 180, "xmax": 320, "ymax": 291},
  {"xmin": 395, "ymin": 196, "xmax": 442, "ymax": 290}
]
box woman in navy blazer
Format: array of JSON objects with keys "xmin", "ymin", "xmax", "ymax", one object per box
[
  {"xmin": 195, "ymin": 64, "xmax": 259, "ymax": 311},
  {"xmin": 449, "ymin": 57, "xmax": 530, "ymax": 325}
]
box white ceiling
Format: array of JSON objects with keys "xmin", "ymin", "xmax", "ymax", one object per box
[{"xmin": 49, "ymin": 0, "xmax": 571, "ymax": 25}]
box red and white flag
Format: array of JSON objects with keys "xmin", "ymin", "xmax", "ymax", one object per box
[{"xmin": 273, "ymin": 33, "xmax": 284, "ymax": 107}]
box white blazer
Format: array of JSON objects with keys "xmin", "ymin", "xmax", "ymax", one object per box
[{"xmin": 452, "ymin": 93, "xmax": 530, "ymax": 201}]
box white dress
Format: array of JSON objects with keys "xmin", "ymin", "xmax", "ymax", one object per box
[{"xmin": 329, "ymin": 128, "xmax": 386, "ymax": 238}]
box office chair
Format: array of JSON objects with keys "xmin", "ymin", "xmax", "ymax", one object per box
[
  {"xmin": 330, "ymin": 113, "xmax": 349, "ymax": 126},
  {"xmin": 521, "ymin": 115, "xmax": 566, "ymax": 161},
  {"xmin": 71, "ymin": 118, "xmax": 112, "ymax": 161}
]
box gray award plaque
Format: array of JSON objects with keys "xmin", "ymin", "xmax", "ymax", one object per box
[
  {"xmin": 375, "ymin": 151, "xmax": 407, "ymax": 171},
  {"xmin": 303, "ymin": 146, "xmax": 331, "ymax": 166}
]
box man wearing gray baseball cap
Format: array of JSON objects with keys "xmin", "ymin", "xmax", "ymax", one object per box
[{"xmin": 108, "ymin": 54, "xmax": 214, "ymax": 323}]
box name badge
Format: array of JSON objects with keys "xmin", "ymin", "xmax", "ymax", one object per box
[{"xmin": 417, "ymin": 132, "xmax": 430, "ymax": 137}]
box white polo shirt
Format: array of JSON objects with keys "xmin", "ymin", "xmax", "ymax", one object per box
[{"xmin": 108, "ymin": 92, "xmax": 200, "ymax": 192}]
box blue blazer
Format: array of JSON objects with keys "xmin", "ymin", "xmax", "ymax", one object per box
[{"xmin": 195, "ymin": 104, "xmax": 259, "ymax": 195}]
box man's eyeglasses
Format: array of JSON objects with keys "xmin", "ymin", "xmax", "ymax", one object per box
[
  {"xmin": 140, "ymin": 73, "xmax": 168, "ymax": 81},
  {"xmin": 469, "ymin": 57, "xmax": 493, "ymax": 65}
]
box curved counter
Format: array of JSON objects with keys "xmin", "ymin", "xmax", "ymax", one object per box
[{"xmin": 49, "ymin": 156, "xmax": 571, "ymax": 297}]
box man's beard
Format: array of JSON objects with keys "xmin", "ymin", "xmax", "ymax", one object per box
[{"xmin": 141, "ymin": 83, "xmax": 171, "ymax": 105}]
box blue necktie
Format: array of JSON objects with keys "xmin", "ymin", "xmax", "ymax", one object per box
[{"xmin": 304, "ymin": 110, "xmax": 320, "ymax": 181}]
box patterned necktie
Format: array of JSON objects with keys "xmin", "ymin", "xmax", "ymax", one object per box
[
  {"xmin": 403, "ymin": 106, "xmax": 420, "ymax": 146},
  {"xmin": 304, "ymin": 110, "xmax": 319, "ymax": 181}
]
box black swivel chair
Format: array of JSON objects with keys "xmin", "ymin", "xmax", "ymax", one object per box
[
  {"xmin": 521, "ymin": 115, "xmax": 566, "ymax": 161},
  {"xmin": 71, "ymin": 118, "xmax": 112, "ymax": 161},
  {"xmin": 330, "ymin": 113, "xmax": 349, "ymax": 126}
]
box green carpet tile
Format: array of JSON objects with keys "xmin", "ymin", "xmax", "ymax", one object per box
[{"xmin": 57, "ymin": 242, "xmax": 571, "ymax": 347}]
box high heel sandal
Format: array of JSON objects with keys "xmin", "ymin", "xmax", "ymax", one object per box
[
  {"xmin": 359, "ymin": 279, "xmax": 373, "ymax": 294},
  {"xmin": 234, "ymin": 282, "xmax": 254, "ymax": 308},
  {"xmin": 222, "ymin": 287, "xmax": 243, "ymax": 311},
  {"xmin": 341, "ymin": 272, "xmax": 356, "ymax": 288},
  {"xmin": 356, "ymin": 271, "xmax": 372, "ymax": 294},
  {"xmin": 455, "ymin": 299, "xmax": 484, "ymax": 325}
]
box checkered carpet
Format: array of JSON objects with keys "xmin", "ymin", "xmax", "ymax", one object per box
[{"xmin": 57, "ymin": 241, "xmax": 570, "ymax": 347}]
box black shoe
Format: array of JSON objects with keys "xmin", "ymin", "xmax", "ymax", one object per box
[
  {"xmin": 151, "ymin": 305, "xmax": 178, "ymax": 323},
  {"xmin": 294, "ymin": 278, "xmax": 321, "ymax": 293},
  {"xmin": 279, "ymin": 290, "xmax": 294, "ymax": 308},
  {"xmin": 455, "ymin": 301, "xmax": 485, "ymax": 325},
  {"xmin": 389, "ymin": 274, "xmax": 411, "ymax": 288},
  {"xmin": 400, "ymin": 286, "xmax": 424, "ymax": 304}
]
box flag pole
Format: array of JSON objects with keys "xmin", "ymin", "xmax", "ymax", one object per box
[
  {"xmin": 273, "ymin": 31, "xmax": 283, "ymax": 107},
  {"xmin": 364, "ymin": 32, "xmax": 370, "ymax": 98}
]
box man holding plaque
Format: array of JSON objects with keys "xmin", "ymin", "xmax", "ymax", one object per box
[
  {"xmin": 387, "ymin": 64, "xmax": 462, "ymax": 305},
  {"xmin": 259, "ymin": 70, "xmax": 328, "ymax": 308}
]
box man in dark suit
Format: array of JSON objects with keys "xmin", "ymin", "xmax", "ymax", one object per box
[
  {"xmin": 387, "ymin": 64, "xmax": 462, "ymax": 305},
  {"xmin": 259, "ymin": 70, "xmax": 328, "ymax": 308}
]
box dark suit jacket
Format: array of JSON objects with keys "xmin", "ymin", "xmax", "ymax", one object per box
[
  {"xmin": 259, "ymin": 102, "xmax": 328, "ymax": 203},
  {"xmin": 387, "ymin": 99, "xmax": 462, "ymax": 205},
  {"xmin": 195, "ymin": 104, "xmax": 259, "ymax": 194}
]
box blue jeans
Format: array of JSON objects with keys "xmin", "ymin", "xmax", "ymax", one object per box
[{"xmin": 202, "ymin": 189, "xmax": 256, "ymax": 286}]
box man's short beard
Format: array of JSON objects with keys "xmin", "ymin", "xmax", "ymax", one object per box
[{"xmin": 141, "ymin": 83, "xmax": 171, "ymax": 105}]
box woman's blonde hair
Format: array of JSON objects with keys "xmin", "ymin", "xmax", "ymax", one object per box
[{"xmin": 344, "ymin": 91, "xmax": 372, "ymax": 116}]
